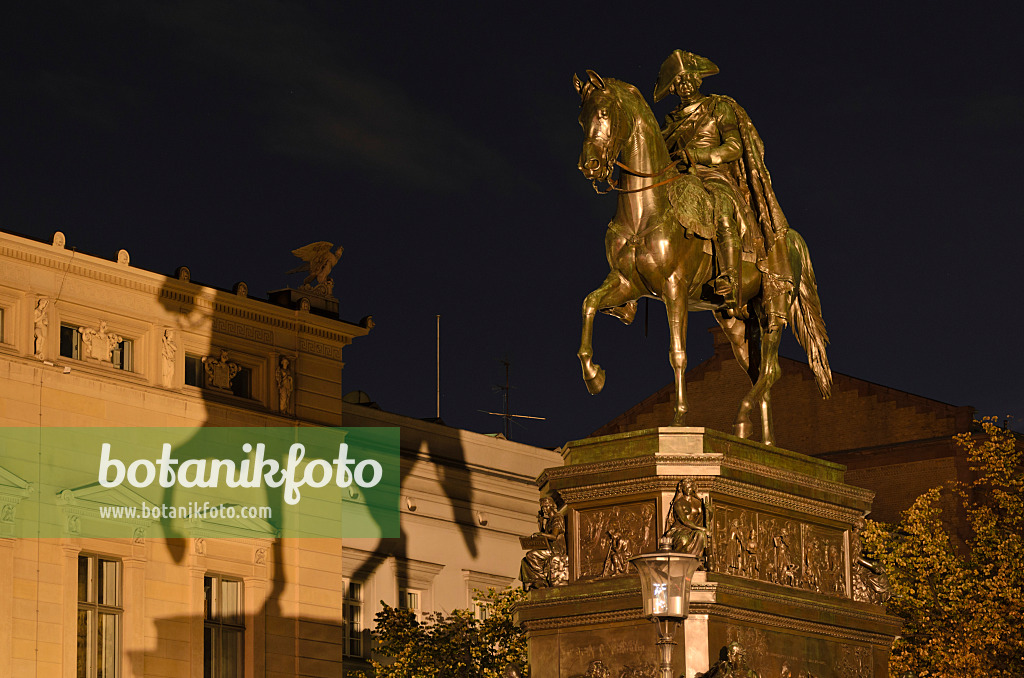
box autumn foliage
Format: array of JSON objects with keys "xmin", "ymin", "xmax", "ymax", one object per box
[
  {"xmin": 354, "ymin": 588, "xmax": 528, "ymax": 678},
  {"xmin": 863, "ymin": 419, "xmax": 1024, "ymax": 677}
]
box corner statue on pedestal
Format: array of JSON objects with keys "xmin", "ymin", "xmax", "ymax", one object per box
[
  {"xmin": 664, "ymin": 479, "xmax": 709, "ymax": 562},
  {"xmin": 519, "ymin": 497, "xmax": 568, "ymax": 590},
  {"xmin": 697, "ymin": 642, "xmax": 761, "ymax": 678},
  {"xmin": 574, "ymin": 51, "xmax": 833, "ymax": 446}
]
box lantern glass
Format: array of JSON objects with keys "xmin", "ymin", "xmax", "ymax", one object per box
[{"xmin": 630, "ymin": 552, "xmax": 700, "ymax": 619}]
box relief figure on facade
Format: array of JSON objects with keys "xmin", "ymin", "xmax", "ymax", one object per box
[
  {"xmin": 80, "ymin": 321, "xmax": 121, "ymax": 362},
  {"xmin": 33, "ymin": 298, "xmax": 49, "ymax": 360},
  {"xmin": 520, "ymin": 496, "xmax": 568, "ymax": 590},
  {"xmin": 161, "ymin": 329, "xmax": 176, "ymax": 387},
  {"xmin": 203, "ymin": 349, "xmax": 240, "ymax": 391},
  {"xmin": 276, "ymin": 355, "xmax": 294, "ymax": 413}
]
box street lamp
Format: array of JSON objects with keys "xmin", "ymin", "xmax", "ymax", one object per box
[{"xmin": 629, "ymin": 538, "xmax": 701, "ymax": 678}]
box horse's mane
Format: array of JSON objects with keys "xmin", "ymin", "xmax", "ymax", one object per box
[{"xmin": 601, "ymin": 78, "xmax": 663, "ymax": 138}]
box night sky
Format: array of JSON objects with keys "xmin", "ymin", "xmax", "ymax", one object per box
[{"xmin": 2, "ymin": 3, "xmax": 1021, "ymax": 447}]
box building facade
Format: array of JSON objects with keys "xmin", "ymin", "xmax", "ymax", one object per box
[{"xmin": 0, "ymin": 229, "xmax": 560, "ymax": 677}]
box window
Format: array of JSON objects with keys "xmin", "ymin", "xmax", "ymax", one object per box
[
  {"xmin": 204, "ymin": 575, "xmax": 244, "ymax": 678},
  {"xmin": 399, "ymin": 588, "xmax": 423, "ymax": 622},
  {"xmin": 230, "ymin": 366, "xmax": 251, "ymax": 399},
  {"xmin": 110, "ymin": 339, "xmax": 133, "ymax": 371},
  {"xmin": 77, "ymin": 554, "xmax": 121, "ymax": 678},
  {"xmin": 343, "ymin": 581, "xmax": 363, "ymax": 657},
  {"xmin": 0, "ymin": 306, "xmax": 5, "ymax": 342},
  {"xmin": 185, "ymin": 354, "xmax": 203, "ymax": 387},
  {"xmin": 473, "ymin": 600, "xmax": 492, "ymax": 621},
  {"xmin": 185, "ymin": 353, "xmax": 252, "ymax": 399},
  {"xmin": 60, "ymin": 324, "xmax": 133, "ymax": 370},
  {"xmin": 61, "ymin": 325, "xmax": 82, "ymax": 360}
]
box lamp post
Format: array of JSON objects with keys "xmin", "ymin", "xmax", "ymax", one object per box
[{"xmin": 629, "ymin": 538, "xmax": 701, "ymax": 678}]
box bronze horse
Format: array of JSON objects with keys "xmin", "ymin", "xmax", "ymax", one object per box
[{"xmin": 574, "ymin": 70, "xmax": 831, "ymax": 446}]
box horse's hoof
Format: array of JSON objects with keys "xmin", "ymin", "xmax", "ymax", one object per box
[
  {"xmin": 585, "ymin": 367, "xmax": 606, "ymax": 395},
  {"xmin": 671, "ymin": 413, "xmax": 686, "ymax": 427},
  {"xmin": 734, "ymin": 420, "xmax": 752, "ymax": 439}
]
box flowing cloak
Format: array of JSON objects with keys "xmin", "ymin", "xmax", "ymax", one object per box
[{"xmin": 661, "ymin": 94, "xmax": 791, "ymax": 263}]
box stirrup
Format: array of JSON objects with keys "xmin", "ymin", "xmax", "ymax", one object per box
[{"xmin": 713, "ymin": 271, "xmax": 739, "ymax": 297}]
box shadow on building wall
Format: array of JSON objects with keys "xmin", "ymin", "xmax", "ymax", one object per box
[{"xmin": 139, "ymin": 276, "xmax": 479, "ymax": 674}]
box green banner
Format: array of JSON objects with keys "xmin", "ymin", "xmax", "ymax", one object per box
[{"xmin": 0, "ymin": 427, "xmax": 400, "ymax": 539}]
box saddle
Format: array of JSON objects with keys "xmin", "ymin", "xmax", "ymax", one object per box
[
  {"xmin": 667, "ymin": 172, "xmax": 715, "ymax": 240},
  {"xmin": 667, "ymin": 172, "xmax": 758, "ymax": 264}
]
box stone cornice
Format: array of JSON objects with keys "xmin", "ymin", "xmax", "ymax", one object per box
[
  {"xmin": 551, "ymin": 468, "xmax": 867, "ymax": 523},
  {"xmin": 689, "ymin": 602, "xmax": 899, "ymax": 646},
  {"xmin": 539, "ymin": 453, "xmax": 872, "ymax": 508},
  {"xmin": 0, "ymin": 233, "xmax": 367, "ymax": 346},
  {"xmin": 693, "ymin": 580, "xmax": 899, "ymax": 631}
]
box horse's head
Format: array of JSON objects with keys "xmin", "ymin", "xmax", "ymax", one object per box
[{"xmin": 575, "ymin": 70, "xmax": 631, "ymax": 184}]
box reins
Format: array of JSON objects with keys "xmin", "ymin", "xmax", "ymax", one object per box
[{"xmin": 591, "ymin": 158, "xmax": 689, "ymax": 194}]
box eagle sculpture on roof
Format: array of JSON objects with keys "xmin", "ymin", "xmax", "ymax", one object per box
[{"xmin": 287, "ymin": 241, "xmax": 344, "ymax": 288}]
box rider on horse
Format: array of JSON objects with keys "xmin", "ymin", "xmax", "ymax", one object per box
[{"xmin": 655, "ymin": 50, "xmax": 794, "ymax": 329}]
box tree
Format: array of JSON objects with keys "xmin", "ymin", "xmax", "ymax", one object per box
[
  {"xmin": 862, "ymin": 418, "xmax": 1024, "ymax": 677},
  {"xmin": 353, "ymin": 587, "xmax": 529, "ymax": 678}
]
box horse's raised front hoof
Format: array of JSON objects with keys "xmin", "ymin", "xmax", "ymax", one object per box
[
  {"xmin": 584, "ymin": 366, "xmax": 606, "ymax": 395},
  {"xmin": 734, "ymin": 419, "xmax": 753, "ymax": 439}
]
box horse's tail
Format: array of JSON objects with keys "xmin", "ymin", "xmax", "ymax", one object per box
[{"xmin": 789, "ymin": 231, "xmax": 832, "ymax": 398}]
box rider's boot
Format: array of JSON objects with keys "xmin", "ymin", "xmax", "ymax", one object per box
[{"xmin": 714, "ymin": 234, "xmax": 742, "ymax": 317}]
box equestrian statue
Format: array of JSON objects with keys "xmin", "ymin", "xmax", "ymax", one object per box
[{"xmin": 574, "ymin": 50, "xmax": 831, "ymax": 446}]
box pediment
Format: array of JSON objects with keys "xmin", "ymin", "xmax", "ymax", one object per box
[
  {"xmin": 59, "ymin": 481, "xmax": 151, "ymax": 510},
  {"xmin": 187, "ymin": 503, "xmax": 279, "ymax": 538}
]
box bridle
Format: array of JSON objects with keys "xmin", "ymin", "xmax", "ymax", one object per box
[
  {"xmin": 590, "ymin": 157, "xmax": 688, "ymax": 194},
  {"xmin": 581, "ymin": 80, "xmax": 691, "ymax": 195}
]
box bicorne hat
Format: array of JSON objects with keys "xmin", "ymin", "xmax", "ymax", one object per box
[{"xmin": 653, "ymin": 50, "xmax": 719, "ymax": 102}]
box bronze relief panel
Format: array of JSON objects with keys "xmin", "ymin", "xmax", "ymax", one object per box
[
  {"xmin": 708, "ymin": 503, "xmax": 848, "ymax": 596},
  {"xmin": 575, "ymin": 501, "xmax": 657, "ymax": 581}
]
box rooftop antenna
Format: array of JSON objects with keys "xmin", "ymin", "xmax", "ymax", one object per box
[
  {"xmin": 479, "ymin": 358, "xmax": 545, "ymax": 440},
  {"xmin": 436, "ymin": 314, "xmax": 441, "ymax": 419}
]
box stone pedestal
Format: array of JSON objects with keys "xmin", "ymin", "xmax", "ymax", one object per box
[
  {"xmin": 268, "ymin": 287, "xmax": 339, "ymax": 317},
  {"xmin": 517, "ymin": 428, "xmax": 901, "ymax": 678}
]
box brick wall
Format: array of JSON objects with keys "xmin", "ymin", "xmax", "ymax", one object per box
[{"xmin": 590, "ymin": 327, "xmax": 978, "ymax": 528}]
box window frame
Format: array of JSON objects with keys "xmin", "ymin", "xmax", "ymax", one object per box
[
  {"xmin": 203, "ymin": 574, "xmax": 245, "ymax": 678},
  {"xmin": 342, "ymin": 579, "xmax": 364, "ymax": 658},
  {"xmin": 473, "ymin": 599, "xmax": 492, "ymax": 621},
  {"xmin": 77, "ymin": 553, "xmax": 122, "ymax": 678},
  {"xmin": 398, "ymin": 587, "xmax": 424, "ymax": 622}
]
